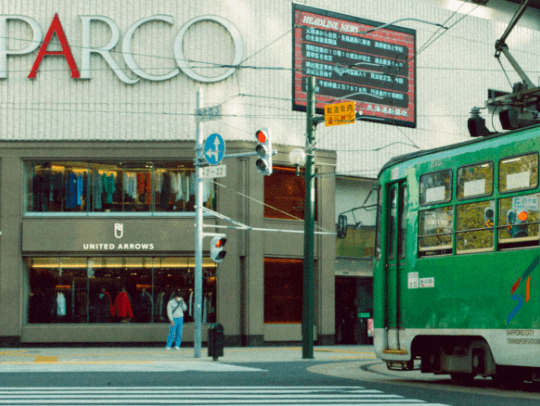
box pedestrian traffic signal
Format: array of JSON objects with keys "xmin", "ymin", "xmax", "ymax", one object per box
[
  {"xmin": 337, "ymin": 214, "xmax": 348, "ymax": 239},
  {"xmin": 210, "ymin": 236, "xmax": 227, "ymax": 263},
  {"xmin": 484, "ymin": 207, "xmax": 494, "ymax": 228},
  {"xmin": 255, "ymin": 128, "xmax": 272, "ymax": 176},
  {"xmin": 507, "ymin": 209, "xmax": 529, "ymax": 238}
]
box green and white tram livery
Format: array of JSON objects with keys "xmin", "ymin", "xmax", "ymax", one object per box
[{"xmin": 374, "ymin": 124, "xmax": 540, "ymax": 385}]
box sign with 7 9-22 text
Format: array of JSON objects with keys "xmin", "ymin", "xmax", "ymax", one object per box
[
  {"xmin": 324, "ymin": 101, "xmax": 356, "ymax": 126},
  {"xmin": 201, "ymin": 164, "xmax": 227, "ymax": 179}
]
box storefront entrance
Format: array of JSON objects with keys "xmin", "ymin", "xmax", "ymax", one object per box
[{"xmin": 335, "ymin": 276, "xmax": 373, "ymax": 345}]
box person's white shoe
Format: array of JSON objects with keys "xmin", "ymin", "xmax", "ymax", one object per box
[
  {"xmin": 175, "ymin": 346, "xmax": 180, "ymax": 350},
  {"xmin": 166, "ymin": 347, "xmax": 171, "ymax": 350}
]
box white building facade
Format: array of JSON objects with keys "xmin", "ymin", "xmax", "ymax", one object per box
[{"xmin": 0, "ymin": 0, "xmax": 539, "ymax": 346}]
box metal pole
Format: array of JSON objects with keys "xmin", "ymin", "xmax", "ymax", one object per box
[
  {"xmin": 194, "ymin": 87, "xmax": 204, "ymax": 358},
  {"xmin": 302, "ymin": 77, "xmax": 316, "ymax": 359}
]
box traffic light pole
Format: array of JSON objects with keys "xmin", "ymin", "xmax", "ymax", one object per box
[
  {"xmin": 194, "ymin": 87, "xmax": 204, "ymax": 358},
  {"xmin": 302, "ymin": 76, "xmax": 317, "ymax": 359}
]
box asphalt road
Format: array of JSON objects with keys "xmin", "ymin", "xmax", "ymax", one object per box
[{"xmin": 0, "ymin": 360, "xmax": 539, "ymax": 405}]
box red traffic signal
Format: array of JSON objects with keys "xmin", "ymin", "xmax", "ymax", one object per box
[
  {"xmin": 210, "ymin": 236, "xmax": 227, "ymax": 263},
  {"xmin": 256, "ymin": 130, "xmax": 267, "ymax": 143},
  {"xmin": 255, "ymin": 128, "xmax": 272, "ymax": 176}
]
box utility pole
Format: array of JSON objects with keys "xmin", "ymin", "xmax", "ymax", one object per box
[{"xmin": 302, "ymin": 76, "xmax": 316, "ymax": 359}]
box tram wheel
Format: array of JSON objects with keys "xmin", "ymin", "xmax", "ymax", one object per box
[{"xmin": 450, "ymin": 372, "xmax": 475, "ymax": 384}]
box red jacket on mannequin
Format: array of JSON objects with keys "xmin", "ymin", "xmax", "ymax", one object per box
[{"xmin": 114, "ymin": 290, "xmax": 133, "ymax": 318}]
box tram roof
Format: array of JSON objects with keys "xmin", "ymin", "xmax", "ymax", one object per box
[{"xmin": 377, "ymin": 124, "xmax": 540, "ymax": 178}]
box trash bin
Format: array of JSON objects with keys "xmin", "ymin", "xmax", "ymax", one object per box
[{"xmin": 208, "ymin": 323, "xmax": 224, "ymax": 361}]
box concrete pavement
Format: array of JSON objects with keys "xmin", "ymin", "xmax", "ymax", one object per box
[
  {"xmin": 0, "ymin": 345, "xmax": 376, "ymax": 364},
  {"xmin": 0, "ymin": 345, "xmax": 381, "ymax": 373}
]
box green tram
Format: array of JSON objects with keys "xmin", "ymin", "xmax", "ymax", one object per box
[{"xmin": 374, "ymin": 124, "xmax": 540, "ymax": 384}]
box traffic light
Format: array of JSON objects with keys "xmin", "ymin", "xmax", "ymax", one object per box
[
  {"xmin": 337, "ymin": 214, "xmax": 348, "ymax": 239},
  {"xmin": 507, "ymin": 210, "xmax": 529, "ymax": 238},
  {"xmin": 210, "ymin": 236, "xmax": 227, "ymax": 263},
  {"xmin": 484, "ymin": 207, "xmax": 494, "ymax": 228},
  {"xmin": 255, "ymin": 128, "xmax": 272, "ymax": 176}
]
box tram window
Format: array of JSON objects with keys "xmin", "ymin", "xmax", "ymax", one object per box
[
  {"xmin": 457, "ymin": 162, "xmax": 493, "ymax": 199},
  {"xmin": 418, "ymin": 206, "xmax": 453, "ymax": 257},
  {"xmin": 419, "ymin": 170, "xmax": 452, "ymax": 205},
  {"xmin": 456, "ymin": 200, "xmax": 494, "ymax": 254},
  {"xmin": 498, "ymin": 193, "xmax": 540, "ymax": 250},
  {"xmin": 499, "ymin": 153, "xmax": 538, "ymax": 193}
]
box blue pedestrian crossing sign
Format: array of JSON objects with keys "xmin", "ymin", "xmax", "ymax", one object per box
[{"xmin": 204, "ymin": 133, "xmax": 225, "ymax": 165}]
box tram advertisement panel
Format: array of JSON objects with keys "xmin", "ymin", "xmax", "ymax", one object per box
[{"xmin": 292, "ymin": 4, "xmax": 416, "ymax": 128}]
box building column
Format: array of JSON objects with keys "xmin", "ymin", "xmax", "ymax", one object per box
[{"xmin": 0, "ymin": 157, "xmax": 23, "ymax": 346}]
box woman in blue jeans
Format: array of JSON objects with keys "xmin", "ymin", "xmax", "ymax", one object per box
[{"xmin": 166, "ymin": 290, "xmax": 188, "ymax": 350}]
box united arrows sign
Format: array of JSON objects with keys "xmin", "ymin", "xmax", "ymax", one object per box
[{"xmin": 0, "ymin": 13, "xmax": 244, "ymax": 84}]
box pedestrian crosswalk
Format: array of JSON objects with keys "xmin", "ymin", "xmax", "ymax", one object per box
[
  {"xmin": 0, "ymin": 386, "xmax": 450, "ymax": 405},
  {"xmin": 0, "ymin": 362, "xmax": 266, "ymax": 373}
]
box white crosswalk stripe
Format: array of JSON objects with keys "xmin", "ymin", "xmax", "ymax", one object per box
[
  {"xmin": 0, "ymin": 362, "xmax": 266, "ymax": 373},
  {"xmin": 0, "ymin": 386, "xmax": 451, "ymax": 405}
]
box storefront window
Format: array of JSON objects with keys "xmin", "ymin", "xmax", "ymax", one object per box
[
  {"xmin": 264, "ymin": 166, "xmax": 311, "ymax": 220},
  {"xmin": 26, "ymin": 162, "xmax": 89, "ymax": 213},
  {"xmin": 264, "ymin": 258, "xmax": 303, "ymax": 323},
  {"xmin": 26, "ymin": 257, "xmax": 217, "ymax": 324},
  {"xmin": 25, "ymin": 161, "xmax": 215, "ymax": 214}
]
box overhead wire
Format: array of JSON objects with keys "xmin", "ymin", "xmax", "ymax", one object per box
[{"xmin": 211, "ymin": 179, "xmax": 335, "ymax": 234}]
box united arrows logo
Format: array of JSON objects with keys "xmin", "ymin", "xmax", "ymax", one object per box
[
  {"xmin": 114, "ymin": 223, "xmax": 124, "ymax": 239},
  {"xmin": 507, "ymin": 256, "xmax": 539, "ymax": 324}
]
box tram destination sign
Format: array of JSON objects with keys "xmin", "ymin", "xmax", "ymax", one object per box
[{"xmin": 292, "ymin": 4, "xmax": 416, "ymax": 128}]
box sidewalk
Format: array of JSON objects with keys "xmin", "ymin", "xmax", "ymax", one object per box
[{"xmin": 0, "ymin": 345, "xmax": 377, "ymax": 365}]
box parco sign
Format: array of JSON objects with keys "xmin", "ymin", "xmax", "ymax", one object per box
[{"xmin": 0, "ymin": 13, "xmax": 244, "ymax": 84}]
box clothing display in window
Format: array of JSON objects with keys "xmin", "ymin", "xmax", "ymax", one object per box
[
  {"xmin": 189, "ymin": 291, "xmax": 194, "ymax": 317},
  {"xmin": 28, "ymin": 162, "xmax": 215, "ymax": 214},
  {"xmin": 32, "ymin": 168, "xmax": 65, "ymax": 211},
  {"xmin": 93, "ymin": 171, "xmax": 103, "ymax": 210},
  {"xmin": 65, "ymin": 171, "xmax": 84, "ymax": 209},
  {"xmin": 94, "ymin": 289, "xmax": 113, "ymax": 323},
  {"xmin": 134, "ymin": 289, "xmax": 153, "ymax": 322},
  {"xmin": 160, "ymin": 173, "xmax": 171, "ymax": 210},
  {"xmin": 103, "ymin": 173, "xmax": 116, "ymax": 204},
  {"xmin": 56, "ymin": 292, "xmax": 66, "ymax": 317},
  {"xmin": 155, "ymin": 291, "xmax": 167, "ymax": 320},
  {"xmin": 27, "ymin": 257, "xmax": 216, "ymax": 326},
  {"xmin": 113, "ymin": 290, "xmax": 133, "ymax": 319},
  {"xmin": 76, "ymin": 290, "xmax": 88, "ymax": 321}
]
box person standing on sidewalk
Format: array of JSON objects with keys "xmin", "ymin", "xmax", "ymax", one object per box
[{"xmin": 166, "ymin": 290, "xmax": 188, "ymax": 350}]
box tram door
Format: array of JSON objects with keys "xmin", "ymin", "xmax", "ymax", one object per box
[{"xmin": 385, "ymin": 182, "xmax": 407, "ymax": 350}]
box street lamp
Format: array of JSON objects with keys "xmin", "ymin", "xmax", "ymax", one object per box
[{"xmin": 289, "ymin": 148, "xmax": 307, "ymax": 176}]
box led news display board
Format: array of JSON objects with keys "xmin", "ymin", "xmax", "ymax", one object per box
[{"xmin": 293, "ymin": 4, "xmax": 416, "ymax": 128}]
